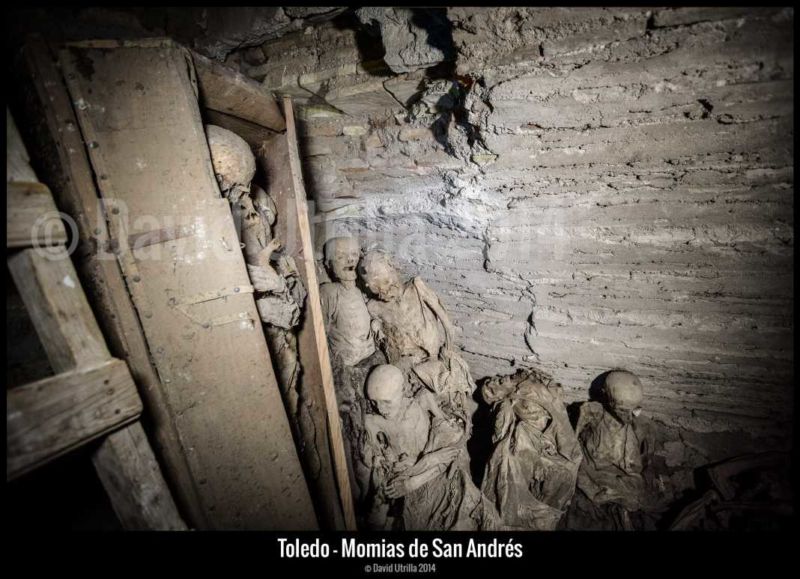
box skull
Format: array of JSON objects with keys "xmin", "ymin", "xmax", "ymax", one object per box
[
  {"xmin": 324, "ymin": 237, "xmax": 361, "ymax": 282},
  {"xmin": 603, "ymin": 370, "xmax": 644, "ymax": 425},
  {"xmin": 366, "ymin": 365, "xmax": 406, "ymax": 420},
  {"xmin": 205, "ymin": 125, "xmax": 256, "ymax": 200},
  {"xmin": 359, "ymin": 250, "xmax": 403, "ymax": 302}
]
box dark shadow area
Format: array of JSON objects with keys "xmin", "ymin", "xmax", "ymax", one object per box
[
  {"xmin": 655, "ymin": 475, "xmax": 711, "ymax": 530},
  {"xmin": 658, "ymin": 452, "xmax": 794, "ymax": 530},
  {"xmin": 409, "ymin": 7, "xmax": 487, "ymax": 159},
  {"xmin": 410, "ymin": 7, "xmax": 457, "ymax": 80},
  {"xmin": 7, "ymin": 269, "xmax": 55, "ymax": 388},
  {"xmin": 330, "ymin": 9, "xmax": 388, "ymax": 76},
  {"xmin": 588, "ymin": 369, "xmax": 613, "ymax": 402},
  {"xmin": 467, "ymin": 379, "xmax": 495, "ymax": 487},
  {"xmin": 566, "ymin": 400, "xmax": 582, "ymax": 430},
  {"xmin": 567, "ymin": 369, "xmax": 613, "ymax": 428},
  {"xmin": 7, "ymin": 443, "xmax": 122, "ymax": 530}
]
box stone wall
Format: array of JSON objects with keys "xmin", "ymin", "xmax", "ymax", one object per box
[{"xmin": 237, "ymin": 7, "xmax": 793, "ymax": 460}]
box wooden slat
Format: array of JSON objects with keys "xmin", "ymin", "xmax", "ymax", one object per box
[
  {"xmin": 7, "ymin": 104, "xmax": 67, "ymax": 249},
  {"xmin": 8, "ymin": 247, "xmax": 110, "ymax": 371},
  {"xmin": 258, "ymin": 133, "xmax": 344, "ymax": 530},
  {"xmin": 19, "ymin": 37, "xmax": 206, "ymax": 527},
  {"xmin": 7, "ymin": 107, "xmax": 38, "ymax": 183},
  {"xmin": 204, "ymin": 109, "xmax": 277, "ymax": 148},
  {"xmin": 60, "ymin": 42, "xmax": 317, "ymax": 530},
  {"xmin": 92, "ymin": 421, "xmax": 186, "ymax": 530},
  {"xmin": 192, "ymin": 50, "xmax": 286, "ymax": 132},
  {"xmin": 7, "ymin": 359, "xmax": 142, "ymax": 480},
  {"xmin": 283, "ymin": 96, "xmax": 356, "ymax": 529},
  {"xmin": 7, "ymin": 181, "xmax": 68, "ymax": 248}
]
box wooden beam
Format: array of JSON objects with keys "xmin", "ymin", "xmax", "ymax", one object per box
[
  {"xmin": 192, "ymin": 50, "xmax": 286, "ymax": 132},
  {"xmin": 7, "ymin": 359, "xmax": 142, "ymax": 480},
  {"xmin": 7, "ymin": 107, "xmax": 38, "ymax": 182},
  {"xmin": 8, "ymin": 247, "xmax": 110, "ymax": 371},
  {"xmin": 7, "ymin": 181, "xmax": 68, "ymax": 249},
  {"xmin": 18, "ymin": 37, "xmax": 207, "ymax": 527},
  {"xmin": 203, "ymin": 109, "xmax": 277, "ymax": 148},
  {"xmin": 7, "ymin": 105, "xmax": 67, "ymax": 248},
  {"xmin": 92, "ymin": 421, "xmax": 186, "ymax": 530},
  {"xmin": 257, "ymin": 132, "xmax": 344, "ymax": 530},
  {"xmin": 286, "ymin": 96, "xmax": 356, "ymax": 530}
]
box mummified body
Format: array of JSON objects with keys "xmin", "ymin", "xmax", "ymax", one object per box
[
  {"xmin": 481, "ymin": 368, "xmax": 583, "ymax": 530},
  {"xmin": 319, "ymin": 236, "xmax": 384, "ymax": 505},
  {"xmin": 360, "ymin": 365, "xmax": 497, "ymax": 531},
  {"xmin": 358, "ymin": 251, "xmax": 477, "ymax": 427},
  {"xmin": 206, "ymin": 125, "xmax": 322, "ymax": 477},
  {"xmin": 567, "ymin": 370, "xmax": 660, "ymax": 530},
  {"xmin": 320, "ymin": 237, "xmax": 375, "ymax": 368}
]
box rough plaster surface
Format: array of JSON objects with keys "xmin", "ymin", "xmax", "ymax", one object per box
[{"xmin": 242, "ymin": 7, "xmax": 793, "ymax": 464}]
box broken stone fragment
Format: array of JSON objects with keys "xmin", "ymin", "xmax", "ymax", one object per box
[{"xmin": 356, "ymin": 7, "xmax": 447, "ymax": 74}]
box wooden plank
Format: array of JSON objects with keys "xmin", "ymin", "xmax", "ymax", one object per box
[
  {"xmin": 7, "ymin": 181, "xmax": 68, "ymax": 248},
  {"xmin": 192, "ymin": 50, "xmax": 286, "ymax": 132},
  {"xmin": 256, "ymin": 97, "xmax": 356, "ymax": 529},
  {"xmin": 6, "ymin": 105, "xmax": 67, "ymax": 248},
  {"xmin": 8, "ymin": 247, "xmax": 110, "ymax": 371},
  {"xmin": 7, "ymin": 107, "xmax": 38, "ymax": 183},
  {"xmin": 204, "ymin": 109, "xmax": 277, "ymax": 148},
  {"xmin": 60, "ymin": 42, "xmax": 317, "ymax": 530},
  {"xmin": 7, "ymin": 359, "xmax": 142, "ymax": 480},
  {"xmin": 18, "ymin": 37, "xmax": 207, "ymax": 527},
  {"xmin": 285, "ymin": 97, "xmax": 356, "ymax": 530},
  {"xmin": 257, "ymin": 132, "xmax": 344, "ymax": 530},
  {"xmin": 92, "ymin": 421, "xmax": 186, "ymax": 530}
]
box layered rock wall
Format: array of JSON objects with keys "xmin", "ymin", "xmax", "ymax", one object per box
[{"xmin": 240, "ymin": 7, "xmax": 793, "ymax": 459}]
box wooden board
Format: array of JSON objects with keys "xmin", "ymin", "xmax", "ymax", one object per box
[
  {"xmin": 8, "ymin": 247, "xmax": 110, "ymax": 372},
  {"xmin": 257, "ymin": 98, "xmax": 356, "ymax": 530},
  {"xmin": 192, "ymin": 50, "xmax": 286, "ymax": 132},
  {"xmin": 7, "ymin": 107, "xmax": 38, "ymax": 182},
  {"xmin": 17, "ymin": 37, "xmax": 206, "ymax": 527},
  {"xmin": 6, "ymin": 181, "xmax": 68, "ymax": 249},
  {"xmin": 92, "ymin": 421, "xmax": 186, "ymax": 530},
  {"xmin": 60, "ymin": 41, "xmax": 317, "ymax": 530},
  {"xmin": 7, "ymin": 359, "xmax": 142, "ymax": 479},
  {"xmin": 6, "ymin": 105, "xmax": 67, "ymax": 248},
  {"xmin": 204, "ymin": 109, "xmax": 277, "ymax": 149}
]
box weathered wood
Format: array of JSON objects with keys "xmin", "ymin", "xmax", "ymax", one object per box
[
  {"xmin": 284, "ymin": 97, "xmax": 356, "ymax": 530},
  {"xmin": 257, "ymin": 133, "xmax": 343, "ymax": 530},
  {"xmin": 92, "ymin": 421, "xmax": 186, "ymax": 530},
  {"xmin": 192, "ymin": 50, "xmax": 286, "ymax": 132},
  {"xmin": 7, "ymin": 181, "xmax": 68, "ymax": 248},
  {"xmin": 7, "ymin": 359, "xmax": 142, "ymax": 480},
  {"xmin": 204, "ymin": 109, "xmax": 277, "ymax": 148},
  {"xmin": 255, "ymin": 98, "xmax": 356, "ymax": 529},
  {"xmin": 60, "ymin": 41, "xmax": 317, "ymax": 529},
  {"xmin": 8, "ymin": 97, "xmax": 188, "ymax": 530},
  {"xmin": 6, "ymin": 105, "xmax": 67, "ymax": 248},
  {"xmin": 18, "ymin": 37, "xmax": 207, "ymax": 527},
  {"xmin": 7, "ymin": 107, "xmax": 38, "ymax": 183},
  {"xmin": 8, "ymin": 247, "xmax": 110, "ymax": 371}
]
